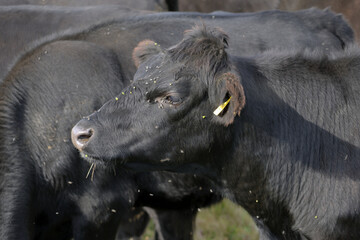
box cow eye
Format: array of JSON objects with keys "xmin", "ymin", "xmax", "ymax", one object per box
[
  {"xmin": 163, "ymin": 94, "xmax": 182, "ymax": 106},
  {"xmin": 153, "ymin": 93, "xmax": 183, "ymax": 108}
]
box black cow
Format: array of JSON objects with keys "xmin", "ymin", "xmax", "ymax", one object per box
[
  {"xmin": 72, "ymin": 25, "xmax": 360, "ymax": 239},
  {"xmin": 0, "ymin": 7, "xmax": 355, "ymax": 240}
]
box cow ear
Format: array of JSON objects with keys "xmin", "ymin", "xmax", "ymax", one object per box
[
  {"xmin": 210, "ymin": 72, "xmax": 246, "ymax": 126},
  {"xmin": 132, "ymin": 40, "xmax": 162, "ymax": 68}
]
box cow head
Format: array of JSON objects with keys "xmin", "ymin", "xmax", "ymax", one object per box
[{"xmin": 71, "ymin": 25, "xmax": 245, "ymax": 169}]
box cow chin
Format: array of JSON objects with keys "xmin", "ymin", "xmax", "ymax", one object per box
[
  {"xmin": 80, "ymin": 152, "xmax": 106, "ymax": 167},
  {"xmin": 79, "ymin": 151, "xmax": 126, "ymax": 169}
]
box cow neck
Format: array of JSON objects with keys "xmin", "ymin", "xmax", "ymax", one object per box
[{"xmin": 222, "ymin": 56, "xmax": 360, "ymax": 236}]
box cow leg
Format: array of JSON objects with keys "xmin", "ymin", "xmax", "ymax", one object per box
[
  {"xmin": 144, "ymin": 207, "xmax": 196, "ymax": 240},
  {"xmin": 115, "ymin": 207, "xmax": 150, "ymax": 240},
  {"xmin": 72, "ymin": 207, "xmax": 149, "ymax": 240}
]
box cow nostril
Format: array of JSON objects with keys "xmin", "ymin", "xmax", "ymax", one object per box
[
  {"xmin": 77, "ymin": 129, "xmax": 93, "ymax": 143},
  {"xmin": 71, "ymin": 126, "xmax": 94, "ymax": 150}
]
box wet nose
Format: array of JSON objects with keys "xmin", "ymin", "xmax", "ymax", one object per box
[{"xmin": 71, "ymin": 125, "xmax": 94, "ymax": 151}]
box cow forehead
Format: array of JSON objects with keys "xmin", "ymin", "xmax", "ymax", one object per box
[{"xmin": 134, "ymin": 55, "xmax": 197, "ymax": 83}]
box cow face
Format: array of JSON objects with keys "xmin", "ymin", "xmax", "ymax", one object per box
[{"xmin": 71, "ymin": 25, "xmax": 245, "ymax": 169}]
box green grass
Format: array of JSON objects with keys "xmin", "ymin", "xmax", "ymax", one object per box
[
  {"xmin": 141, "ymin": 199, "xmax": 259, "ymax": 240},
  {"xmin": 141, "ymin": 220, "xmax": 155, "ymax": 240}
]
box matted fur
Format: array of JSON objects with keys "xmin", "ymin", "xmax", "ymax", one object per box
[{"xmin": 168, "ymin": 24, "xmax": 230, "ymax": 79}]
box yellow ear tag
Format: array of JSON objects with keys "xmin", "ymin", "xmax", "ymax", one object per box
[{"xmin": 213, "ymin": 96, "xmax": 232, "ymax": 116}]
